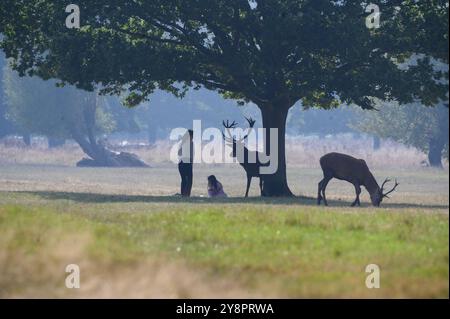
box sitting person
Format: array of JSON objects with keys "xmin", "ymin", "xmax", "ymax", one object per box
[{"xmin": 207, "ymin": 175, "xmax": 227, "ymax": 198}]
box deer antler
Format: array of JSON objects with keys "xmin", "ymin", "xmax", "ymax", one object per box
[
  {"xmin": 244, "ymin": 116, "xmax": 256, "ymax": 128},
  {"xmin": 235, "ymin": 117, "xmax": 256, "ymax": 142},
  {"xmin": 222, "ymin": 120, "xmax": 238, "ymax": 143},
  {"xmin": 222, "ymin": 120, "xmax": 238, "ymax": 129},
  {"xmin": 381, "ymin": 178, "xmax": 391, "ymax": 189},
  {"xmin": 222, "ymin": 117, "xmax": 256, "ymax": 143},
  {"xmin": 381, "ymin": 178, "xmax": 399, "ymax": 198}
]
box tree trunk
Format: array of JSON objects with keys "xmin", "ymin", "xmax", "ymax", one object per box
[
  {"xmin": 71, "ymin": 129, "xmax": 148, "ymax": 168},
  {"xmin": 259, "ymin": 103, "xmax": 294, "ymax": 197},
  {"xmin": 22, "ymin": 133, "xmax": 31, "ymax": 146},
  {"xmin": 69, "ymin": 92, "xmax": 148, "ymax": 168},
  {"xmin": 428, "ymin": 137, "xmax": 445, "ymax": 168},
  {"xmin": 428, "ymin": 105, "xmax": 450, "ymax": 169}
]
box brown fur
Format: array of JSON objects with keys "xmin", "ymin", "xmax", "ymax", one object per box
[{"xmin": 318, "ymin": 152, "xmax": 382, "ymax": 207}]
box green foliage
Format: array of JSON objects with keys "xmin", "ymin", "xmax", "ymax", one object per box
[
  {"xmin": 2, "ymin": 63, "xmax": 141, "ymax": 139},
  {"xmin": 0, "ymin": 0, "xmax": 447, "ymax": 110},
  {"xmin": 0, "ymin": 200, "xmax": 448, "ymax": 297},
  {"xmin": 135, "ymin": 89, "xmax": 248, "ymax": 139},
  {"xmin": 352, "ymin": 101, "xmax": 449, "ymax": 159},
  {"xmin": 288, "ymin": 104, "xmax": 357, "ymax": 136},
  {"xmin": 2, "ymin": 65, "xmax": 103, "ymax": 138},
  {"xmin": 98, "ymin": 96, "xmax": 141, "ymax": 135},
  {"xmin": 0, "ymin": 53, "xmax": 15, "ymax": 137},
  {"xmin": 0, "ymin": 1, "xmax": 448, "ymax": 191}
]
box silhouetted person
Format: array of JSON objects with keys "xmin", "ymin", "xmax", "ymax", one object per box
[
  {"xmin": 178, "ymin": 129, "xmax": 194, "ymax": 197},
  {"xmin": 207, "ymin": 175, "xmax": 227, "ymax": 198}
]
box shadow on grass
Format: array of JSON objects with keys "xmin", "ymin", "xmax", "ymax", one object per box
[{"xmin": 14, "ymin": 191, "xmax": 450, "ymax": 210}]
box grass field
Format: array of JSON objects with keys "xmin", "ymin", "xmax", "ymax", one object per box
[{"xmin": 0, "ymin": 161, "xmax": 448, "ymax": 298}]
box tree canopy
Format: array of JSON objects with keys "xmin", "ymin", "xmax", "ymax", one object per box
[{"xmin": 1, "ymin": 1, "xmax": 447, "ymax": 107}]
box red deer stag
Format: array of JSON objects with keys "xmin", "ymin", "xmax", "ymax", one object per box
[
  {"xmin": 318, "ymin": 152, "xmax": 399, "ymax": 207},
  {"xmin": 222, "ymin": 117, "xmax": 266, "ymax": 197}
]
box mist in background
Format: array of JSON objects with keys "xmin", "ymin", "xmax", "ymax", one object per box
[{"xmin": 0, "ymin": 52, "xmax": 448, "ymax": 168}]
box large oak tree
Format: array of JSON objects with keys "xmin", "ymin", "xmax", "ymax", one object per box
[{"xmin": 0, "ymin": 0, "xmax": 448, "ymax": 195}]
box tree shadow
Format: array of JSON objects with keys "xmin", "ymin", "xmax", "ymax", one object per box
[{"xmin": 17, "ymin": 191, "xmax": 450, "ymax": 210}]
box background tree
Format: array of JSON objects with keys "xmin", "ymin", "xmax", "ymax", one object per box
[
  {"xmin": 352, "ymin": 101, "xmax": 449, "ymax": 168},
  {"xmin": 0, "ymin": 52, "xmax": 15, "ymax": 138},
  {"xmin": 287, "ymin": 104, "xmax": 357, "ymax": 137},
  {"xmin": 135, "ymin": 89, "xmax": 251, "ymax": 144},
  {"xmin": 0, "ymin": 1, "xmax": 447, "ymax": 195},
  {"xmin": 2, "ymin": 66, "xmax": 148, "ymax": 167}
]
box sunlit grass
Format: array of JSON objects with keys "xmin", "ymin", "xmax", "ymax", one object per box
[
  {"xmin": 0, "ymin": 164, "xmax": 447, "ymax": 298},
  {"xmin": 0, "ymin": 201, "xmax": 448, "ymax": 298}
]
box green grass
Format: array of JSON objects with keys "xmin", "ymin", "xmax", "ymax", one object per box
[
  {"xmin": 122, "ymin": 206, "xmax": 448, "ymax": 296},
  {"xmin": 0, "ymin": 165, "xmax": 448, "ymax": 298},
  {"xmin": 0, "ymin": 200, "xmax": 448, "ymax": 298}
]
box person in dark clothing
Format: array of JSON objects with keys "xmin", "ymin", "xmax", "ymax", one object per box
[
  {"xmin": 178, "ymin": 129, "xmax": 194, "ymax": 197},
  {"xmin": 207, "ymin": 175, "xmax": 227, "ymax": 198}
]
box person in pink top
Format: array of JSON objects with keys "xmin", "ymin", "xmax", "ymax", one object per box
[{"xmin": 207, "ymin": 175, "xmax": 227, "ymax": 198}]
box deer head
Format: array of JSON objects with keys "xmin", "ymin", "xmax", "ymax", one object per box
[
  {"xmin": 370, "ymin": 178, "xmax": 399, "ymax": 207},
  {"xmin": 222, "ymin": 117, "xmax": 256, "ymax": 157}
]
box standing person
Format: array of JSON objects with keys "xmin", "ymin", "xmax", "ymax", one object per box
[{"xmin": 178, "ymin": 129, "xmax": 194, "ymax": 197}]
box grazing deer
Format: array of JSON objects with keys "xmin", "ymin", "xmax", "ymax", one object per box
[
  {"xmin": 222, "ymin": 117, "xmax": 266, "ymax": 197},
  {"xmin": 318, "ymin": 152, "xmax": 399, "ymax": 207}
]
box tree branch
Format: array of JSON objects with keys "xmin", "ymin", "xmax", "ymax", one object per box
[{"xmin": 111, "ymin": 26, "xmax": 184, "ymax": 45}]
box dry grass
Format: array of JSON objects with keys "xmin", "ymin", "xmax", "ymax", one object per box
[
  {"xmin": 0, "ymin": 206, "xmax": 258, "ymax": 298},
  {"xmin": 0, "ymin": 163, "xmax": 447, "ymax": 206},
  {"xmin": 284, "ymin": 136, "xmax": 436, "ymax": 168},
  {"xmin": 0, "ymin": 201, "xmax": 447, "ymax": 298},
  {"xmin": 1, "ymin": 134, "xmax": 445, "ymax": 169}
]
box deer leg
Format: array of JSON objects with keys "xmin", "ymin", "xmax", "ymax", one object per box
[
  {"xmin": 259, "ymin": 177, "xmax": 263, "ymax": 196},
  {"xmin": 317, "ymin": 179, "xmax": 324, "ymax": 205},
  {"xmin": 321, "ymin": 177, "xmax": 331, "ymax": 206},
  {"xmin": 245, "ymin": 175, "xmax": 252, "ymax": 197},
  {"xmin": 351, "ymin": 184, "xmax": 361, "ymax": 207}
]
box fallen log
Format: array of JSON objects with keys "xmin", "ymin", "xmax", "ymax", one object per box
[{"xmin": 76, "ymin": 150, "xmax": 149, "ymax": 167}]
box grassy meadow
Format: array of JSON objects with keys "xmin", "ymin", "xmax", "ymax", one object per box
[{"xmin": 0, "ymin": 142, "xmax": 448, "ymax": 298}]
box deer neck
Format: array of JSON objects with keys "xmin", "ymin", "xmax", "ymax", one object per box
[
  {"xmin": 364, "ymin": 173, "xmax": 380, "ymax": 195},
  {"xmin": 233, "ymin": 142, "xmax": 249, "ymax": 161}
]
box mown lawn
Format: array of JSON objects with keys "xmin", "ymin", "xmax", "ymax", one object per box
[{"xmin": 1, "ymin": 196, "xmax": 448, "ymax": 298}]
